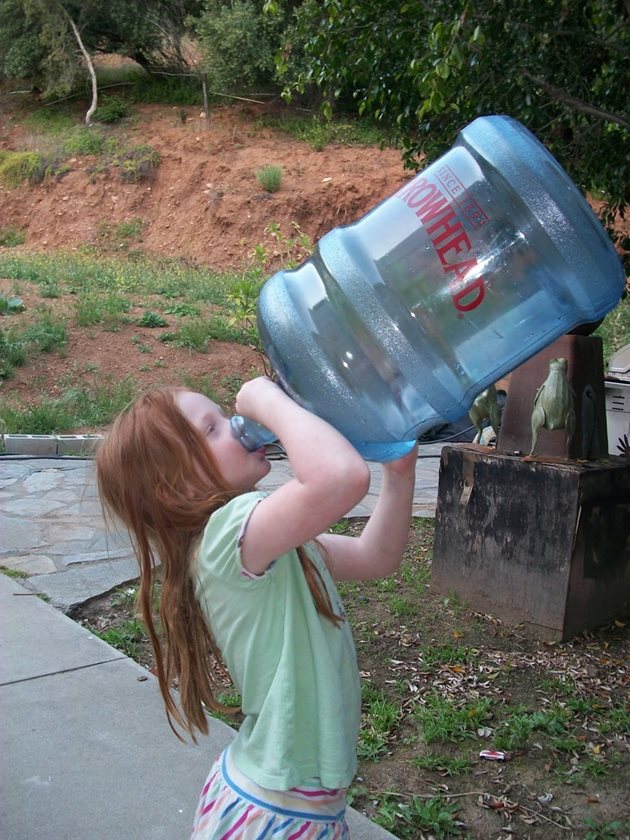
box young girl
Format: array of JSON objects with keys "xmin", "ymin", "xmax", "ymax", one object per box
[{"xmin": 96, "ymin": 376, "xmax": 417, "ymax": 839}]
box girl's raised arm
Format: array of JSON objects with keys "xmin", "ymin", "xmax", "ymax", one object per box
[
  {"xmin": 236, "ymin": 378, "xmax": 370, "ymax": 575},
  {"xmin": 317, "ymin": 445, "xmax": 418, "ymax": 582}
]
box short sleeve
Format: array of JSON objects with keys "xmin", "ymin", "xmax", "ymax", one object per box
[{"xmin": 195, "ymin": 491, "xmax": 268, "ymax": 587}]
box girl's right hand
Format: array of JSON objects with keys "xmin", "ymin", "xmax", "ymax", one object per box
[{"xmin": 234, "ymin": 377, "xmax": 286, "ymax": 423}]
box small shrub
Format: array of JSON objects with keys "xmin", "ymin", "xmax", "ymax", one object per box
[
  {"xmin": 0, "ymin": 295, "xmax": 25, "ymax": 314},
  {"xmin": 0, "ymin": 151, "xmax": 42, "ymax": 188},
  {"xmin": 93, "ymin": 96, "xmax": 129, "ymax": 124},
  {"xmin": 61, "ymin": 128, "xmax": 107, "ymax": 157},
  {"xmin": 255, "ymin": 164, "xmax": 283, "ymax": 193},
  {"xmin": 0, "ymin": 227, "xmax": 26, "ymax": 247},
  {"xmin": 116, "ymin": 145, "xmax": 160, "ymax": 183},
  {"xmin": 137, "ymin": 311, "xmax": 168, "ymax": 328}
]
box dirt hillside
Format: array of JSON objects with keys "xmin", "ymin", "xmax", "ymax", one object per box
[{"xmin": 0, "ymin": 101, "xmax": 409, "ymax": 271}]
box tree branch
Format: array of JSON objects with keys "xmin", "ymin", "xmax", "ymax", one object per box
[
  {"xmin": 528, "ymin": 76, "xmax": 630, "ymax": 128},
  {"xmin": 66, "ymin": 15, "xmax": 97, "ymax": 125}
]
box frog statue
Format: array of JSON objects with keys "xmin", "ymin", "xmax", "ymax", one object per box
[
  {"xmin": 469, "ymin": 383, "xmax": 503, "ymax": 444},
  {"xmin": 530, "ymin": 357, "xmax": 576, "ymax": 456}
]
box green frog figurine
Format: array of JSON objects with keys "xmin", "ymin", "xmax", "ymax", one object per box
[
  {"xmin": 530, "ymin": 357, "xmax": 575, "ymax": 456},
  {"xmin": 469, "ymin": 383, "xmax": 502, "ymax": 444}
]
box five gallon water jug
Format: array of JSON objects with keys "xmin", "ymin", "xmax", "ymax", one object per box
[{"xmin": 231, "ymin": 115, "xmax": 626, "ymax": 462}]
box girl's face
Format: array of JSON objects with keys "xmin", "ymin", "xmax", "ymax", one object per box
[{"xmin": 175, "ymin": 391, "xmax": 271, "ymax": 492}]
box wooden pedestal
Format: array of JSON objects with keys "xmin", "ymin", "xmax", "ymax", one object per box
[{"xmin": 431, "ymin": 445, "xmax": 630, "ymax": 640}]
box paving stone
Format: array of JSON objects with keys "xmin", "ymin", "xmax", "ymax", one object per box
[
  {"xmin": 23, "ymin": 556, "xmax": 140, "ymax": 613},
  {"xmin": 1, "ymin": 554, "xmax": 57, "ymax": 575},
  {"xmin": 23, "ymin": 470, "xmax": 65, "ymax": 493},
  {"xmin": 0, "ymin": 498, "xmax": 68, "ymax": 516},
  {"xmin": 0, "ymin": 516, "xmax": 45, "ymax": 555}
]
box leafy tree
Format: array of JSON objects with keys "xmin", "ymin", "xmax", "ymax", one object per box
[
  {"xmin": 191, "ymin": 0, "xmax": 290, "ymax": 94},
  {"xmin": 272, "ymin": 0, "xmax": 630, "ymax": 255},
  {"xmin": 0, "ymin": 0, "xmax": 203, "ymax": 96}
]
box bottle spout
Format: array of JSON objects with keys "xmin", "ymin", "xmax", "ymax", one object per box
[{"xmin": 230, "ymin": 415, "xmax": 277, "ymax": 452}]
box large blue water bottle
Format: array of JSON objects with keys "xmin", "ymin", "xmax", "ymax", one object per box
[{"xmin": 232, "ymin": 115, "xmax": 626, "ymax": 462}]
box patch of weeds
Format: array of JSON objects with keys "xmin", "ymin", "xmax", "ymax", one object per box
[
  {"xmin": 375, "ymin": 793, "xmax": 464, "ymax": 839},
  {"xmin": 61, "ymin": 127, "xmax": 107, "ymax": 157},
  {"xmin": 115, "ymin": 144, "xmax": 160, "ymax": 183},
  {"xmin": 160, "ymin": 317, "xmax": 242, "ymax": 351},
  {"xmin": 74, "ymin": 292, "xmax": 131, "ymax": 329},
  {"xmin": 23, "ymin": 106, "xmax": 77, "ymax": 135},
  {"xmin": 595, "ymin": 293, "xmax": 630, "ymax": 366},
  {"xmin": 130, "ymin": 73, "xmax": 202, "ymax": 106},
  {"xmin": 0, "ymin": 566, "xmax": 29, "ymax": 579},
  {"xmin": 387, "ymin": 595, "xmax": 417, "ymax": 617},
  {"xmin": 40, "ymin": 280, "xmax": 62, "ymax": 298},
  {"xmin": 0, "ymin": 377, "xmax": 136, "ymax": 434},
  {"xmin": 111, "ymin": 586, "xmax": 138, "ymax": 608},
  {"xmin": 0, "ymin": 226, "xmax": 26, "ymax": 247},
  {"xmin": 131, "ymin": 336, "xmax": 152, "ymax": 353},
  {"xmin": 255, "ymin": 164, "xmax": 283, "ymax": 193},
  {"xmin": 412, "ymin": 753, "xmax": 472, "ymax": 776},
  {"xmin": 219, "ymin": 374, "xmax": 243, "ymax": 405},
  {"xmin": 117, "ymin": 217, "xmax": 144, "ymax": 239},
  {"xmin": 137, "ymin": 311, "xmax": 168, "ymax": 328},
  {"xmin": 357, "ymin": 684, "xmax": 401, "ymax": 761},
  {"xmin": 599, "ymin": 704, "xmax": 630, "ymax": 736},
  {"xmin": 256, "ymin": 113, "xmax": 391, "ymax": 151},
  {"xmin": 494, "ymin": 706, "xmax": 569, "ymax": 751},
  {"xmin": 164, "ymin": 302, "xmax": 201, "ymax": 317},
  {"xmin": 264, "ymin": 221, "xmax": 313, "ymax": 267},
  {"xmin": 94, "ymin": 618, "xmax": 147, "ymax": 659},
  {"xmin": 93, "ymin": 96, "xmax": 129, "ymax": 124},
  {"xmin": 0, "ymin": 310, "xmax": 67, "ymax": 380},
  {"xmin": 226, "ymin": 270, "xmax": 265, "ymax": 348},
  {"xmin": 0, "ymin": 151, "xmax": 42, "ymax": 187},
  {"xmin": 414, "ymin": 693, "xmax": 493, "ymax": 744},
  {"xmin": 582, "ymin": 818, "xmax": 630, "ymax": 840},
  {"xmin": 420, "ymin": 644, "xmax": 477, "ymax": 668}
]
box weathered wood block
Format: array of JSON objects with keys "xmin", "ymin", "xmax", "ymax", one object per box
[{"xmin": 431, "ymin": 445, "xmax": 630, "ymax": 640}]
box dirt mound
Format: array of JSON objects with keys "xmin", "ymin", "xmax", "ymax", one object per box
[{"xmin": 0, "ymin": 102, "xmax": 409, "ymax": 270}]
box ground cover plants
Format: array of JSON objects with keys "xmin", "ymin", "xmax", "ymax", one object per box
[{"xmin": 73, "ymin": 517, "xmax": 630, "ymax": 839}]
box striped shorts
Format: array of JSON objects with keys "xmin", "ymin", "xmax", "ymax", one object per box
[{"xmin": 191, "ymin": 748, "xmax": 349, "ymax": 839}]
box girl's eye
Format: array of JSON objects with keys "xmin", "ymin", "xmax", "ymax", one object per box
[{"xmin": 205, "ymin": 425, "xmax": 215, "ymax": 436}]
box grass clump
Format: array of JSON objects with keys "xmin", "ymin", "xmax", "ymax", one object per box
[
  {"xmin": 0, "ymin": 227, "xmax": 26, "ymax": 247},
  {"xmin": 94, "ymin": 618, "xmax": 147, "ymax": 659},
  {"xmin": 0, "ymin": 310, "xmax": 67, "ymax": 380},
  {"xmin": 358, "ymin": 684, "xmax": 401, "ymax": 761},
  {"xmin": 257, "ymin": 113, "xmax": 391, "ymax": 151},
  {"xmin": 255, "ymin": 164, "xmax": 283, "ymax": 193},
  {"xmin": 137, "ymin": 311, "xmax": 168, "ymax": 328},
  {"xmin": 0, "ymin": 151, "xmax": 42, "ymax": 188},
  {"xmin": 115, "ymin": 144, "xmax": 160, "ymax": 183},
  {"xmin": 0, "ymin": 377, "xmax": 136, "ymax": 434},
  {"xmin": 414, "ymin": 693, "xmax": 493, "ymax": 744}
]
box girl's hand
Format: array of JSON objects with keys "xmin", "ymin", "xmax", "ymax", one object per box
[{"xmin": 235, "ymin": 377, "xmax": 286, "ymax": 421}]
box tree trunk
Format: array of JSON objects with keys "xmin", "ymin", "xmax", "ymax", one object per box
[{"xmin": 67, "ymin": 16, "xmax": 98, "ymax": 125}]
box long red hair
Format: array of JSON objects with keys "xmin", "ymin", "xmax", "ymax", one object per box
[{"xmin": 96, "ymin": 386, "xmax": 340, "ymax": 740}]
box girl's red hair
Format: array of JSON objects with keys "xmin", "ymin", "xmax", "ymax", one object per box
[{"xmin": 96, "ymin": 386, "xmax": 340, "ymax": 740}]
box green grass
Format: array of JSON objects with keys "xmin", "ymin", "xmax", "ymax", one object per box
[
  {"xmin": 93, "ymin": 618, "xmax": 147, "ymax": 659},
  {"xmin": 0, "ymin": 251, "xmax": 236, "ymax": 304},
  {"xmin": 413, "ymin": 693, "xmax": 493, "ymax": 744},
  {"xmin": 0, "ymin": 226, "xmax": 26, "ymax": 247},
  {"xmin": 0, "ymin": 566, "xmax": 29, "ymax": 579},
  {"xmin": 74, "ymin": 292, "xmax": 131, "ymax": 329},
  {"xmin": 255, "ymin": 164, "xmax": 283, "ymax": 193},
  {"xmin": 0, "ymin": 151, "xmax": 42, "ymax": 188},
  {"xmin": 412, "ymin": 753, "xmax": 472, "ymax": 776},
  {"xmin": 358, "ymin": 684, "xmax": 402, "ymax": 761},
  {"xmin": 0, "ymin": 310, "xmax": 67, "ymax": 380},
  {"xmin": 159, "ymin": 316, "xmax": 244, "ymax": 350},
  {"xmin": 493, "ymin": 706, "xmax": 570, "ymax": 751},
  {"xmin": 374, "ymin": 793, "xmax": 464, "ymax": 839},
  {"xmin": 0, "ymin": 378, "xmax": 135, "ymax": 434},
  {"xmin": 256, "ymin": 113, "xmax": 392, "ymax": 151}
]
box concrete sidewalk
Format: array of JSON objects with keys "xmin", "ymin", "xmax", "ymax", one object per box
[{"xmin": 0, "ymin": 447, "xmax": 445, "ymax": 839}]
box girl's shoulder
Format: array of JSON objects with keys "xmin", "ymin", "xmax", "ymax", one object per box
[{"xmin": 195, "ymin": 490, "xmax": 268, "ymax": 583}]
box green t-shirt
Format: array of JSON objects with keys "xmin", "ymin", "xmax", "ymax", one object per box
[{"xmin": 192, "ymin": 491, "xmax": 361, "ymax": 791}]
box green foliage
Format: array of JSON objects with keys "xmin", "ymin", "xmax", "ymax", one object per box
[
  {"xmin": 0, "ymin": 377, "xmax": 136, "ymax": 433},
  {"xmin": 0, "ymin": 0, "xmax": 203, "ymax": 97},
  {"xmin": 0, "ymin": 227, "xmax": 26, "ymax": 247},
  {"xmin": 130, "ymin": 73, "xmax": 202, "ymax": 106},
  {"xmin": 255, "ymin": 164, "xmax": 283, "ymax": 193},
  {"xmin": 192, "ymin": 0, "xmax": 285, "ymax": 92},
  {"xmin": 94, "ymin": 618, "xmax": 147, "ymax": 659},
  {"xmin": 0, "ymin": 294, "xmax": 25, "ymax": 314},
  {"xmin": 412, "ymin": 753, "xmax": 472, "ymax": 776},
  {"xmin": 114, "ymin": 144, "xmax": 160, "ymax": 183},
  {"xmin": 594, "ymin": 295, "xmax": 630, "ymax": 367},
  {"xmin": 414, "ymin": 693, "xmax": 493, "ymax": 744},
  {"xmin": 358, "ymin": 684, "xmax": 401, "ymax": 761},
  {"xmin": 256, "ymin": 112, "xmax": 390, "ymax": 150},
  {"xmin": 0, "ymin": 310, "xmax": 66, "ymax": 381},
  {"xmin": 494, "ymin": 706, "xmax": 570, "ymax": 751},
  {"xmin": 137, "ymin": 310, "xmax": 168, "ymax": 328},
  {"xmin": 92, "ymin": 96, "xmax": 129, "ymax": 124},
  {"xmin": 0, "ymin": 151, "xmax": 42, "ymax": 188},
  {"xmin": 375, "ymin": 793, "xmax": 464, "ymax": 839},
  {"xmin": 274, "ymin": 0, "xmax": 630, "ymax": 252}
]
